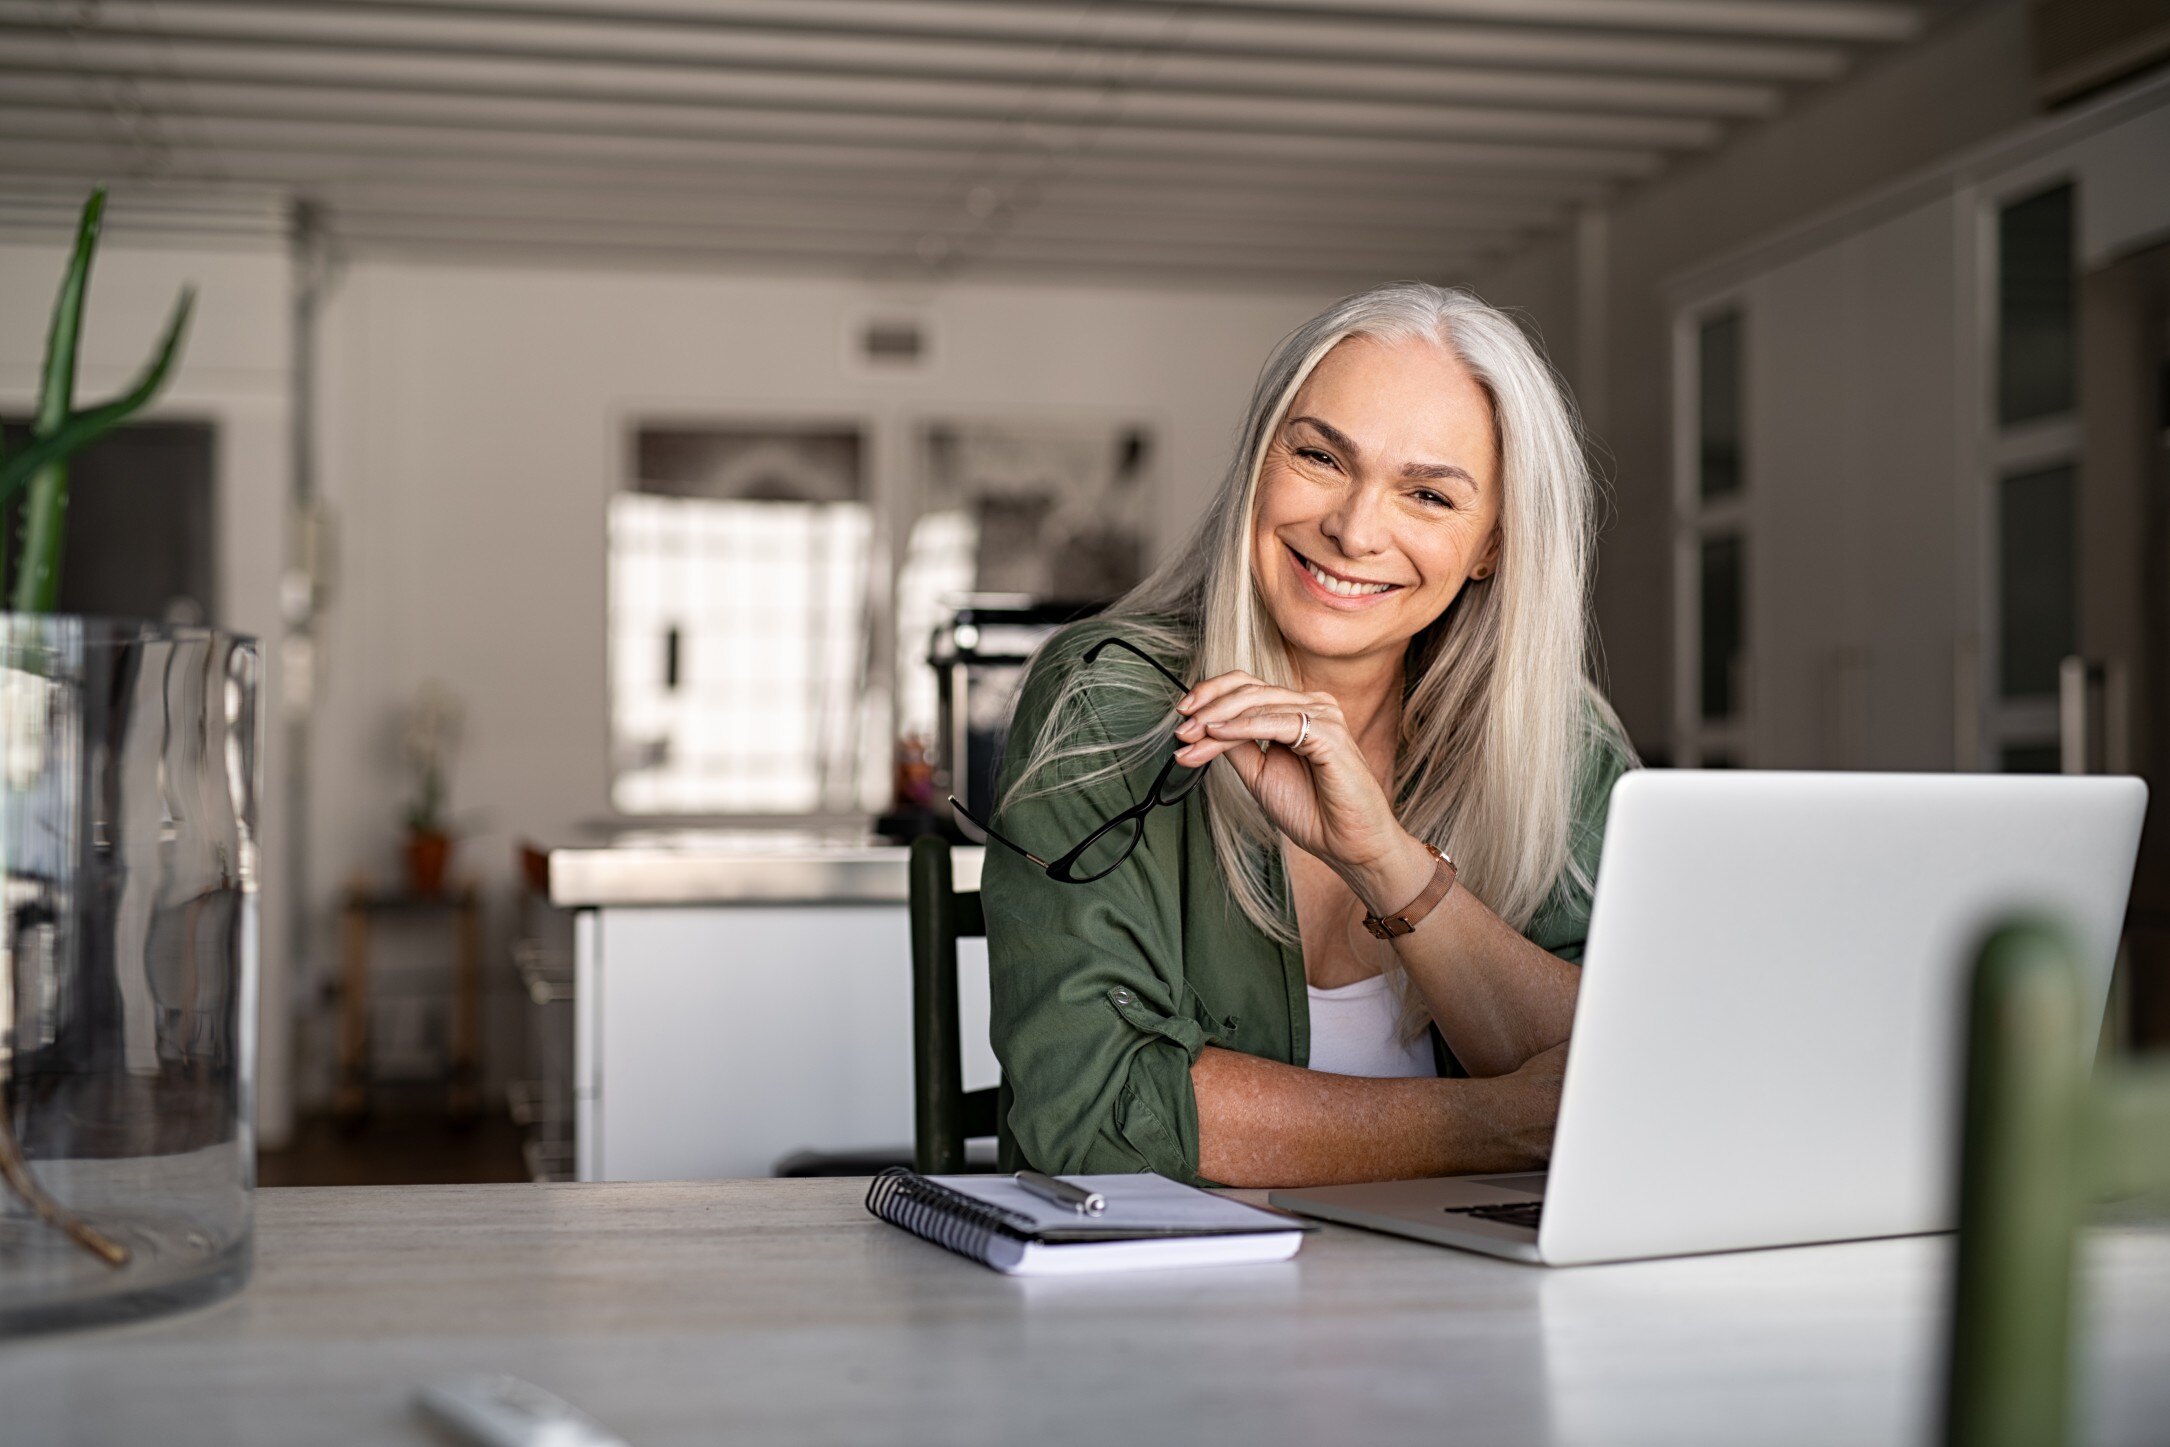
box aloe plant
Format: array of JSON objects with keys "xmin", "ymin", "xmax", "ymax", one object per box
[
  {"xmin": 0, "ymin": 188, "xmax": 195, "ymax": 1268},
  {"xmin": 0, "ymin": 189, "xmax": 195, "ymax": 607}
]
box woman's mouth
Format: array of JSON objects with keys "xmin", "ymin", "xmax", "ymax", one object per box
[{"xmin": 1287, "ymin": 544, "xmax": 1402, "ymax": 604}]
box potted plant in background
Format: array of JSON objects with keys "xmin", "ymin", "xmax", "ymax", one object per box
[
  {"xmin": 402, "ymin": 681, "xmax": 463, "ymax": 897},
  {"xmin": 0, "ymin": 190, "xmax": 263, "ymax": 1334}
]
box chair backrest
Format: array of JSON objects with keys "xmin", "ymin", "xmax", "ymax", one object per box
[
  {"xmin": 1944, "ymin": 918, "xmax": 2170, "ymax": 1447},
  {"xmin": 908, "ymin": 835, "xmax": 1001, "ymax": 1174}
]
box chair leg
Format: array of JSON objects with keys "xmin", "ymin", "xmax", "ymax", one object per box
[
  {"xmin": 910, "ymin": 837, "xmax": 964, "ymax": 1175},
  {"xmin": 1943, "ymin": 920, "xmax": 2089, "ymax": 1447}
]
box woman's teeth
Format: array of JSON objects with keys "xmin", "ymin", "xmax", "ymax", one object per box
[{"xmin": 1303, "ymin": 557, "xmax": 1395, "ymax": 597}]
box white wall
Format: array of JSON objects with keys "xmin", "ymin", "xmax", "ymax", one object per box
[
  {"xmin": 309, "ymin": 261, "xmax": 1330, "ymax": 1103},
  {"xmin": 0, "ymin": 237, "xmax": 295, "ymax": 1148},
  {"xmin": 1475, "ymin": 0, "xmax": 2040, "ymax": 754}
]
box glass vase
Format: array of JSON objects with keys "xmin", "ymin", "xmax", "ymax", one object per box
[{"xmin": 0, "ymin": 618, "xmax": 260, "ymax": 1334}]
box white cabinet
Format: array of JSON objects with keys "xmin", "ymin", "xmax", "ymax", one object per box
[
  {"xmin": 1733, "ymin": 196, "xmax": 1964, "ymax": 772},
  {"xmin": 1669, "ymin": 82, "xmax": 2170, "ymax": 772},
  {"xmin": 572, "ymin": 901, "xmax": 995, "ymax": 1182}
]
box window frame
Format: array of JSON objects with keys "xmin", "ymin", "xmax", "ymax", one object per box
[
  {"xmin": 1672, "ymin": 296, "xmax": 1753, "ymax": 768},
  {"xmin": 601, "ymin": 405, "xmax": 1165, "ymax": 823},
  {"xmin": 604, "ymin": 409, "xmax": 884, "ymax": 825},
  {"xmin": 1970, "ymin": 171, "xmax": 2082, "ymax": 774}
]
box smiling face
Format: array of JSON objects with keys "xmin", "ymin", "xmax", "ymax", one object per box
[{"xmin": 1250, "ymin": 332, "xmax": 1502, "ymax": 679}]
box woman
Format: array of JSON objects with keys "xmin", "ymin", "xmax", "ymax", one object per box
[{"xmin": 976, "ymin": 282, "xmax": 1635, "ymax": 1188}]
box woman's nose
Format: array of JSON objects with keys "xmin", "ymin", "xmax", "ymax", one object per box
[{"xmin": 1320, "ymin": 486, "xmax": 1389, "ymax": 557}]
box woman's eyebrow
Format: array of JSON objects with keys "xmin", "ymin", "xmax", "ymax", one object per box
[
  {"xmin": 1290, "ymin": 414, "xmax": 1473, "ymax": 487},
  {"xmin": 1289, "ymin": 415, "xmax": 1359, "ymax": 460},
  {"xmin": 1401, "ymin": 459, "xmax": 1477, "ymax": 486}
]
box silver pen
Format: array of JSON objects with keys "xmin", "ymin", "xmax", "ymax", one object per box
[{"xmin": 1015, "ymin": 1169, "xmax": 1107, "ymax": 1216}]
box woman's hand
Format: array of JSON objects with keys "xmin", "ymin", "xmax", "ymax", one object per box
[
  {"xmin": 1480, "ymin": 1040, "xmax": 1568, "ymax": 1164},
  {"xmin": 1173, "ymin": 671, "xmax": 1414, "ymax": 888}
]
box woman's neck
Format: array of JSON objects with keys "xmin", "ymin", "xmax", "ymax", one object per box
[{"xmin": 1290, "ymin": 648, "xmax": 1404, "ymax": 779}]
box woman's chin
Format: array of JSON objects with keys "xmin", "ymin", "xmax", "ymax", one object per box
[{"xmin": 1269, "ymin": 604, "xmax": 1408, "ymax": 665}]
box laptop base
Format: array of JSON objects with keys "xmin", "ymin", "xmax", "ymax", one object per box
[{"xmin": 1269, "ymin": 1174, "xmax": 1548, "ymax": 1264}]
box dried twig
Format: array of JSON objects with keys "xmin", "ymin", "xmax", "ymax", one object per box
[{"xmin": 0, "ymin": 1101, "xmax": 130, "ymax": 1267}]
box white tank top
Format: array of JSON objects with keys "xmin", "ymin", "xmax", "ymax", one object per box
[{"xmin": 1305, "ymin": 973, "xmax": 1438, "ymax": 1079}]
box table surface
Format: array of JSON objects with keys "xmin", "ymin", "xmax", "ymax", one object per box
[{"xmin": 6, "ymin": 1179, "xmax": 2167, "ymax": 1447}]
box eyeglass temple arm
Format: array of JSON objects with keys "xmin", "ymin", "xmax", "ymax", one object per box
[
  {"xmin": 947, "ymin": 796, "xmax": 1050, "ymax": 870},
  {"xmin": 1079, "ymin": 636, "xmax": 1194, "ymax": 698}
]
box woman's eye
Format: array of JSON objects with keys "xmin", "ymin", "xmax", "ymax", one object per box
[
  {"xmin": 1295, "ymin": 447, "xmax": 1339, "ymax": 470},
  {"xmin": 1412, "ymin": 488, "xmax": 1451, "ymax": 509}
]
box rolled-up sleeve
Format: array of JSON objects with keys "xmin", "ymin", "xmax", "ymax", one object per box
[
  {"xmin": 983, "ymin": 644, "xmax": 1216, "ymax": 1182},
  {"xmin": 1527, "ymin": 708, "xmax": 1639, "ymax": 964}
]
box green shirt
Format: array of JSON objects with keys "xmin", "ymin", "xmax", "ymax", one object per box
[{"xmin": 985, "ymin": 621, "xmax": 1637, "ymax": 1184}]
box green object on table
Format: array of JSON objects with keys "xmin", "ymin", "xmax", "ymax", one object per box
[
  {"xmin": 1945, "ymin": 919, "xmax": 2170, "ymax": 1447},
  {"xmin": 908, "ymin": 836, "xmax": 1005, "ymax": 1174},
  {"xmin": 0, "ymin": 188, "xmax": 195, "ymax": 612}
]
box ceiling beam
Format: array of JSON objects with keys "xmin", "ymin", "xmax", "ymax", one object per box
[
  {"xmin": 0, "ymin": 35, "xmax": 1726, "ymax": 151},
  {"xmin": 10, "ymin": 2, "xmax": 1786, "ymax": 117},
  {"xmin": 318, "ymin": 197, "xmax": 1499, "ymax": 264},
  {"xmin": 0, "ymin": 191, "xmax": 284, "ymax": 225},
  {"xmin": 0, "ymin": 145, "xmax": 1544, "ymax": 254},
  {"xmin": 0, "ymin": 141, "xmax": 1604, "ymax": 219},
  {"xmin": 119, "ymin": 0, "xmax": 1863, "ymax": 80},
  {"xmin": 1115, "ymin": 0, "xmax": 1922, "ymax": 43},
  {"xmin": 323, "ymin": 206, "xmax": 1476, "ymax": 274},
  {"xmin": 267, "ymin": 181, "xmax": 1549, "ymax": 245},
  {"xmin": 0, "ymin": 84, "xmax": 1670, "ymax": 178}
]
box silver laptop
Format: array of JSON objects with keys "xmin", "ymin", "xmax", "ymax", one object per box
[{"xmin": 1270, "ymin": 771, "xmax": 2147, "ymax": 1266}]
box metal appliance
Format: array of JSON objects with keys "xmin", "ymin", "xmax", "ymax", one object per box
[{"xmin": 929, "ymin": 596, "xmax": 1102, "ymax": 817}]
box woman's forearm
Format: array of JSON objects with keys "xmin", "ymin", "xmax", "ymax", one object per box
[
  {"xmin": 1345, "ymin": 834, "xmax": 1580, "ymax": 1077},
  {"xmin": 1191, "ymin": 1044, "xmax": 1560, "ymax": 1188},
  {"xmin": 1406, "ymin": 884, "xmax": 1580, "ymax": 1075}
]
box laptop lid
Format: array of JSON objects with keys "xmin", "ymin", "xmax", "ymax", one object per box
[{"xmin": 1537, "ymin": 770, "xmax": 2145, "ymax": 1266}]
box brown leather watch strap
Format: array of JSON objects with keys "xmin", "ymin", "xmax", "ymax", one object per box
[{"xmin": 1360, "ymin": 843, "xmax": 1457, "ymax": 940}]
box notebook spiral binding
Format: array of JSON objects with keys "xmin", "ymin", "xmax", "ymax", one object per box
[{"xmin": 866, "ymin": 1168, "xmax": 1039, "ymax": 1265}]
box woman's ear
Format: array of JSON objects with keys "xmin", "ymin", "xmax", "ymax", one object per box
[{"xmin": 1471, "ymin": 528, "xmax": 1503, "ymax": 581}]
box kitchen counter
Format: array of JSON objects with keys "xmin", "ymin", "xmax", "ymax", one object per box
[
  {"xmin": 546, "ymin": 831, "xmax": 995, "ymax": 1180},
  {"xmin": 5, "ymin": 1179, "xmax": 2166, "ymax": 1447},
  {"xmin": 548, "ymin": 830, "xmax": 984, "ymax": 906}
]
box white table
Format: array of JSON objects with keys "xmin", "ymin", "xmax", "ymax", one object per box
[{"xmin": 5, "ymin": 1179, "xmax": 2167, "ymax": 1446}]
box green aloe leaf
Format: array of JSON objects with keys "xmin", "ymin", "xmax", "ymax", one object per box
[
  {"xmin": 0, "ymin": 287, "xmax": 195, "ymax": 524},
  {"xmin": 11, "ymin": 190, "xmax": 105, "ymax": 614},
  {"xmin": 37, "ymin": 189, "xmax": 102, "ymax": 437}
]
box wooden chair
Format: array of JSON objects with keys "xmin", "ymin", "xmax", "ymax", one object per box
[
  {"xmin": 908, "ymin": 836, "xmax": 1005, "ymax": 1173},
  {"xmin": 1944, "ymin": 918, "xmax": 2170, "ymax": 1447}
]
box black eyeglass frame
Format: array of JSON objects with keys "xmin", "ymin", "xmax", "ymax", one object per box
[{"xmin": 949, "ymin": 636, "xmax": 1200, "ymax": 884}]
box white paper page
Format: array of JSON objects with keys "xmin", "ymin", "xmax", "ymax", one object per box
[
  {"xmin": 1002, "ymin": 1231, "xmax": 1304, "ymax": 1277},
  {"xmin": 930, "ymin": 1172, "xmax": 1298, "ymax": 1235}
]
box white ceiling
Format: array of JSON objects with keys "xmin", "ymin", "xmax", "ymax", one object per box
[{"xmin": 0, "ymin": 0, "xmax": 1954, "ymax": 286}]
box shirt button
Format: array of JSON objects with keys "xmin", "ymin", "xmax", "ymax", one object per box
[{"xmin": 1109, "ymin": 987, "xmax": 1136, "ymax": 1006}]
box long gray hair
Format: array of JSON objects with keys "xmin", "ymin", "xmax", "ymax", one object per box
[{"xmin": 1004, "ymin": 282, "xmax": 1616, "ymax": 1029}]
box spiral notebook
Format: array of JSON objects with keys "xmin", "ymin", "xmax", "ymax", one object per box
[{"xmin": 865, "ymin": 1168, "xmax": 1314, "ymax": 1276}]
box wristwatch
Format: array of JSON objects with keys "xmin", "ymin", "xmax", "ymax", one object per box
[{"xmin": 1360, "ymin": 842, "xmax": 1458, "ymax": 940}]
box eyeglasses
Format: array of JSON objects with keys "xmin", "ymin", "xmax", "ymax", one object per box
[{"xmin": 950, "ymin": 636, "xmax": 1203, "ymax": 883}]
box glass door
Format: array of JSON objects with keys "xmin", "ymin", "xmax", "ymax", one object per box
[{"xmin": 1674, "ymin": 305, "xmax": 1749, "ymax": 767}]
